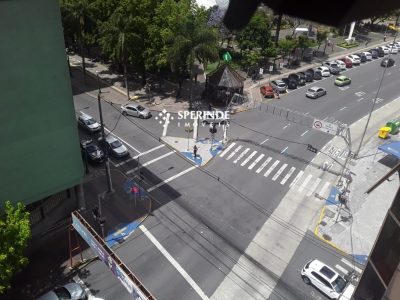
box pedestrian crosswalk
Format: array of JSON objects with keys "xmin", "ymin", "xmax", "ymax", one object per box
[
  {"xmin": 219, "ymin": 142, "xmax": 332, "ymax": 198},
  {"xmin": 335, "ymin": 258, "xmax": 363, "ymax": 277}
]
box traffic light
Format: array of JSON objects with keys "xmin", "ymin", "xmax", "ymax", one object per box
[{"xmin": 307, "ymin": 144, "xmax": 318, "ymax": 153}]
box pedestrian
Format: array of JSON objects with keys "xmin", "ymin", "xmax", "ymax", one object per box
[
  {"xmin": 193, "ymin": 145, "xmax": 198, "ymax": 158},
  {"xmin": 384, "ymin": 35, "xmax": 387, "ymax": 42},
  {"xmin": 208, "ymin": 103, "xmax": 212, "ymax": 111},
  {"xmin": 276, "ymin": 89, "xmax": 280, "ymax": 99},
  {"xmin": 365, "ymin": 40, "xmax": 369, "ymax": 46},
  {"xmin": 331, "ymin": 43, "xmax": 334, "ymax": 52}
]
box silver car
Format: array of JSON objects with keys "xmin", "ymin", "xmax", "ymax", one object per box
[
  {"xmin": 100, "ymin": 135, "xmax": 129, "ymax": 158},
  {"xmin": 36, "ymin": 282, "xmax": 86, "ymax": 300},
  {"xmin": 306, "ymin": 87, "xmax": 326, "ymax": 99},
  {"xmin": 77, "ymin": 112, "xmax": 101, "ymax": 132},
  {"xmin": 121, "ymin": 103, "xmax": 152, "ymax": 118},
  {"xmin": 270, "ymin": 80, "xmax": 287, "ymax": 93}
]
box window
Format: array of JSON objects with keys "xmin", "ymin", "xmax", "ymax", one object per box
[{"xmin": 320, "ymin": 266, "xmax": 335, "ymax": 279}]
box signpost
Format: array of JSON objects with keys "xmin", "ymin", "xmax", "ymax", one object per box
[{"xmin": 312, "ymin": 119, "xmax": 338, "ymax": 135}]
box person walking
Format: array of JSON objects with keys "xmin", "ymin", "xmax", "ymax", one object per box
[
  {"xmin": 365, "ymin": 40, "xmax": 369, "ymax": 47},
  {"xmin": 193, "ymin": 145, "xmax": 198, "ymax": 158},
  {"xmin": 276, "ymin": 89, "xmax": 280, "ymax": 99},
  {"xmin": 384, "ymin": 34, "xmax": 387, "ymax": 42}
]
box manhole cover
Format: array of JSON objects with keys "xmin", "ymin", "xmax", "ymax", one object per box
[{"xmin": 322, "ymin": 234, "xmax": 332, "ymax": 241}]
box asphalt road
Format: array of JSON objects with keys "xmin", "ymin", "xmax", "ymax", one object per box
[{"xmin": 71, "ymin": 52, "xmax": 399, "ymax": 299}]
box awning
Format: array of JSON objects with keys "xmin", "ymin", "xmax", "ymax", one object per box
[{"xmin": 378, "ymin": 141, "xmax": 400, "ymax": 159}]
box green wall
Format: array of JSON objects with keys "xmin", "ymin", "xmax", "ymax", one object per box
[{"xmin": 0, "ymin": 0, "xmax": 84, "ymax": 206}]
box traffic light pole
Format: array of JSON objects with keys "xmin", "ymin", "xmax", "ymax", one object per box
[{"xmin": 96, "ymin": 72, "xmax": 113, "ymax": 193}]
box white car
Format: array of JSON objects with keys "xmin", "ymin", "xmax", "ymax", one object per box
[
  {"xmin": 301, "ymin": 259, "xmax": 355, "ymax": 300},
  {"xmin": 121, "ymin": 103, "xmax": 152, "ymax": 118},
  {"xmin": 335, "ymin": 60, "xmax": 347, "ymax": 70},
  {"xmin": 346, "ymin": 55, "xmax": 361, "ymax": 65},
  {"xmin": 78, "ymin": 112, "xmax": 101, "ymax": 133},
  {"xmin": 387, "ymin": 43, "xmax": 400, "ymax": 50},
  {"xmin": 388, "ymin": 46, "xmax": 398, "ymax": 54},
  {"xmin": 379, "ymin": 46, "xmax": 390, "ymax": 54},
  {"xmin": 317, "ymin": 66, "xmax": 330, "ymax": 77},
  {"xmin": 36, "ymin": 282, "xmax": 86, "ymax": 300},
  {"xmin": 362, "ymin": 51, "xmax": 372, "ymax": 60}
]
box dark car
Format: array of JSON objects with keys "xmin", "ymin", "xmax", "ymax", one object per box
[
  {"xmin": 355, "ymin": 53, "xmax": 367, "ymax": 63},
  {"xmin": 289, "ymin": 73, "xmax": 305, "ymax": 86},
  {"xmin": 372, "ymin": 47, "xmax": 385, "ymax": 57},
  {"xmin": 297, "ymin": 72, "xmax": 307, "ymax": 85},
  {"xmin": 368, "ymin": 49, "xmax": 378, "ymax": 59},
  {"xmin": 80, "ymin": 139, "xmax": 105, "ymax": 164},
  {"xmin": 304, "ymin": 70, "xmax": 313, "ymax": 82},
  {"xmin": 309, "ymin": 68, "xmax": 322, "ymax": 80},
  {"xmin": 381, "ymin": 58, "xmax": 395, "ymax": 67},
  {"xmin": 282, "ymin": 77, "xmax": 298, "ymax": 89}
]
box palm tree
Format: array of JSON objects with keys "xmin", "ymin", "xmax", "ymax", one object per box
[
  {"xmin": 99, "ymin": 7, "xmax": 135, "ymax": 100},
  {"xmin": 61, "ymin": 0, "xmax": 96, "ymax": 83},
  {"xmin": 274, "ymin": 12, "xmax": 283, "ymax": 46}
]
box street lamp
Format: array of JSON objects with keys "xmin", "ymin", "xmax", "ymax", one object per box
[{"xmin": 96, "ymin": 71, "xmax": 113, "ymax": 193}]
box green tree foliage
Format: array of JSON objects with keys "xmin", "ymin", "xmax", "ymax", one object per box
[
  {"xmin": 0, "ymin": 201, "xmax": 31, "ymax": 294},
  {"xmin": 297, "ymin": 35, "xmax": 313, "ymax": 58},
  {"xmin": 241, "ymin": 50, "xmax": 261, "ymax": 68},
  {"xmin": 316, "ymin": 30, "xmax": 328, "ymax": 50},
  {"xmin": 278, "ymin": 38, "xmax": 297, "ymax": 62}
]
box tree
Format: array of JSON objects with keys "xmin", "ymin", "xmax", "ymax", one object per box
[
  {"xmin": 296, "ymin": 35, "xmax": 313, "ymax": 58},
  {"xmin": 0, "ymin": 201, "xmax": 31, "ymax": 294},
  {"xmin": 60, "ymin": 0, "xmax": 97, "ymax": 83},
  {"xmin": 316, "ymin": 30, "xmax": 328, "ymax": 50},
  {"xmin": 278, "ymin": 38, "xmax": 297, "ymax": 63},
  {"xmin": 273, "ymin": 12, "xmax": 283, "ymax": 46}
]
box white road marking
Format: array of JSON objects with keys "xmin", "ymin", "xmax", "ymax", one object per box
[
  {"xmin": 115, "ymin": 144, "xmax": 165, "ymax": 167},
  {"xmin": 147, "ymin": 165, "xmax": 198, "ymax": 192},
  {"xmin": 280, "ymin": 167, "xmax": 296, "ymax": 185},
  {"xmin": 260, "ymin": 138, "xmax": 269, "ymax": 145},
  {"xmin": 139, "ymin": 224, "xmax": 209, "ymax": 300},
  {"xmin": 234, "ymin": 148, "xmax": 250, "ymax": 164},
  {"xmin": 241, "ymin": 151, "xmax": 258, "ymax": 166},
  {"xmin": 375, "ymin": 97, "xmax": 384, "ymax": 104},
  {"xmin": 339, "ymin": 86, "xmax": 349, "ymax": 91},
  {"xmin": 318, "ymin": 182, "xmax": 331, "ymax": 198},
  {"xmin": 104, "ymin": 128, "xmax": 141, "ymax": 154},
  {"xmin": 272, "ymin": 164, "xmax": 287, "ymax": 181},
  {"xmin": 126, "ymin": 151, "xmax": 175, "ymax": 175},
  {"xmin": 264, "ymin": 160, "xmax": 280, "ymax": 178},
  {"xmin": 304, "ymin": 112, "xmax": 309, "ymax": 115},
  {"xmin": 226, "ymin": 145, "xmax": 242, "ymax": 160},
  {"xmin": 219, "ymin": 142, "xmax": 236, "ymax": 157},
  {"xmin": 355, "ymin": 91, "xmax": 366, "ymax": 97},
  {"xmin": 356, "ymin": 97, "xmax": 364, "ymax": 102},
  {"xmin": 282, "ymin": 124, "xmax": 290, "ymax": 130},
  {"xmin": 248, "ymin": 154, "xmax": 265, "ymax": 170},
  {"xmin": 335, "ymin": 264, "xmax": 349, "ymax": 275},
  {"xmin": 301, "ymin": 130, "xmax": 309, "ymax": 137},
  {"xmin": 341, "ymin": 258, "xmax": 363, "ymax": 274},
  {"xmin": 306, "ymin": 178, "xmax": 322, "ymax": 197},
  {"xmin": 339, "ymin": 106, "xmax": 347, "ymax": 111},
  {"xmin": 281, "ymin": 146, "xmax": 288, "ymax": 154},
  {"xmin": 256, "ymin": 157, "xmax": 272, "ymax": 174},
  {"xmin": 290, "ymin": 170, "xmax": 304, "ymax": 188},
  {"xmin": 298, "ymin": 174, "xmax": 313, "ymax": 192}
]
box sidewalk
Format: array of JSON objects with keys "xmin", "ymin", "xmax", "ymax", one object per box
[{"xmin": 314, "ymin": 96, "xmax": 400, "ymax": 264}]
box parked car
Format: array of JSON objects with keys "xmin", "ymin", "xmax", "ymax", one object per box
[
  {"xmin": 289, "ymin": 73, "xmax": 305, "ymax": 85},
  {"xmin": 98, "ymin": 135, "xmax": 129, "ymax": 158},
  {"xmin": 297, "ymin": 72, "xmax": 307, "ymax": 85},
  {"xmin": 388, "ymin": 42, "xmax": 400, "ymax": 50},
  {"xmin": 368, "ymin": 49, "xmax": 379, "ymax": 59},
  {"xmin": 317, "ymin": 66, "xmax": 331, "ymax": 77},
  {"xmin": 305, "ymin": 68, "xmax": 316, "ymax": 80},
  {"xmin": 36, "ymin": 282, "xmax": 86, "ymax": 300},
  {"xmin": 339, "ymin": 57, "xmax": 353, "ymax": 68},
  {"xmin": 323, "ymin": 61, "xmax": 341, "ymax": 74},
  {"xmin": 381, "ymin": 58, "xmax": 395, "ymax": 67},
  {"xmin": 301, "ymin": 259, "xmax": 355, "ymax": 300},
  {"xmin": 312, "ymin": 69, "xmax": 323, "ymax": 80},
  {"xmin": 77, "ymin": 112, "xmax": 101, "ymax": 133},
  {"xmin": 361, "ymin": 51, "xmax": 372, "ymax": 61},
  {"xmin": 303, "ymin": 70, "xmax": 313, "ymax": 82},
  {"xmin": 346, "ymin": 55, "xmax": 361, "ymax": 65},
  {"xmin": 270, "ymin": 80, "xmax": 287, "ymax": 93},
  {"xmin": 388, "ymin": 45, "xmax": 398, "ymax": 54},
  {"xmin": 379, "ymin": 46, "xmax": 390, "ymax": 54},
  {"xmin": 335, "ymin": 60, "xmax": 347, "ymax": 71},
  {"xmin": 281, "ymin": 77, "xmax": 298, "ymax": 89},
  {"xmin": 260, "ymin": 85, "xmax": 275, "ymax": 98},
  {"xmin": 334, "ymin": 75, "xmax": 352, "ymax": 86},
  {"xmin": 355, "ymin": 53, "xmax": 367, "ymax": 63},
  {"xmin": 121, "ymin": 103, "xmax": 152, "ymax": 119},
  {"xmin": 373, "ymin": 47, "xmax": 385, "ymax": 57},
  {"xmin": 306, "ymin": 87, "xmax": 327, "ymax": 99},
  {"xmin": 80, "ymin": 139, "xmax": 105, "ymax": 164}
]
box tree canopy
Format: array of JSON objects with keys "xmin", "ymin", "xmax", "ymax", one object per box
[{"xmin": 0, "ymin": 201, "xmax": 31, "ymax": 294}]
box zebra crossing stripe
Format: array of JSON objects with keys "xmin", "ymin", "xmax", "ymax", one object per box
[
  {"xmin": 318, "ymin": 182, "xmax": 331, "ymax": 198},
  {"xmin": 220, "ymin": 142, "xmax": 236, "ymax": 157},
  {"xmin": 280, "ymin": 167, "xmax": 296, "ymax": 185},
  {"xmin": 241, "ymin": 150, "xmax": 258, "ymax": 166},
  {"xmin": 234, "ymin": 148, "xmax": 250, "ymax": 164},
  {"xmin": 306, "ymin": 178, "xmax": 322, "ymax": 197},
  {"xmin": 335, "ymin": 264, "xmax": 349, "ymax": 275},
  {"xmin": 226, "ymin": 145, "xmax": 242, "ymax": 160},
  {"xmin": 256, "ymin": 157, "xmax": 272, "ymax": 174},
  {"xmin": 272, "ymin": 163, "xmax": 287, "ymax": 181},
  {"xmin": 298, "ymin": 174, "xmax": 313, "ymax": 192},
  {"xmin": 248, "ymin": 154, "xmax": 265, "ymax": 170},
  {"xmin": 341, "ymin": 258, "xmax": 363, "ymax": 274},
  {"xmin": 289, "ymin": 170, "xmax": 304, "ymax": 188},
  {"xmin": 264, "ymin": 160, "xmax": 280, "ymax": 178}
]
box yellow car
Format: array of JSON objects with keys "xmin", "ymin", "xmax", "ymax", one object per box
[{"xmin": 335, "ymin": 75, "xmax": 351, "ymax": 87}]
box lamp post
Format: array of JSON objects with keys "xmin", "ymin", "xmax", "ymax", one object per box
[
  {"xmin": 66, "ymin": 48, "xmax": 71, "ymax": 76},
  {"xmin": 96, "ymin": 72, "xmax": 113, "ymax": 193}
]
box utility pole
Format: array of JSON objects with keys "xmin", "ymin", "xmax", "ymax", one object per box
[{"xmin": 96, "ymin": 72, "xmax": 113, "ymax": 193}]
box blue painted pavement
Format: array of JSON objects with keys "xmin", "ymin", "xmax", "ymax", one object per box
[
  {"xmin": 105, "ymin": 221, "xmax": 141, "ymax": 248},
  {"xmin": 326, "ymin": 187, "xmax": 341, "ymax": 206}
]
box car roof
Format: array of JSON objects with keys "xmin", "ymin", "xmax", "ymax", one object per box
[
  {"xmin": 124, "ymin": 102, "xmax": 139, "ymax": 108},
  {"xmin": 309, "ymin": 259, "xmax": 339, "ymax": 282},
  {"xmin": 79, "ymin": 112, "xmax": 94, "ymax": 120},
  {"xmin": 337, "ymin": 75, "xmax": 348, "ymax": 79},
  {"xmin": 105, "ymin": 135, "xmax": 118, "ymax": 143},
  {"xmin": 308, "ymin": 86, "xmax": 321, "ymax": 91},
  {"xmin": 275, "ymin": 79, "xmax": 285, "ymax": 84}
]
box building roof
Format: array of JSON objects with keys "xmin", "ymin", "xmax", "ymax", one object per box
[{"xmin": 207, "ymin": 64, "xmax": 245, "ymax": 90}]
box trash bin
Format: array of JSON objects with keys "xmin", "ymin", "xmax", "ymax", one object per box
[
  {"xmin": 386, "ymin": 121, "xmax": 399, "ymax": 134},
  {"xmin": 378, "ymin": 127, "xmax": 391, "ymax": 139}
]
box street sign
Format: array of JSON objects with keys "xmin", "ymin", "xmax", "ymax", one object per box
[
  {"xmin": 222, "ymin": 51, "xmax": 232, "ymax": 62},
  {"xmin": 312, "ymin": 119, "xmax": 338, "ymax": 135},
  {"xmin": 259, "ymin": 68, "xmax": 264, "ymax": 75},
  {"xmin": 269, "ymin": 65, "xmax": 273, "ymax": 72}
]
